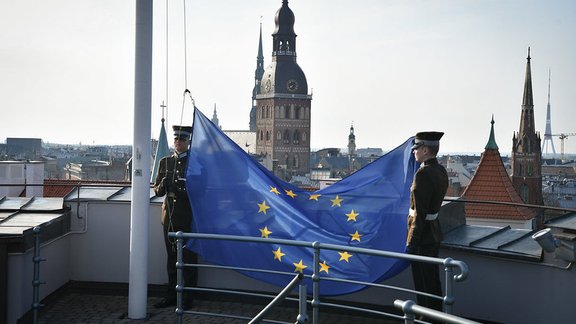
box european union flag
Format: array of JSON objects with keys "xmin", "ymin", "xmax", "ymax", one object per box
[{"xmin": 185, "ymin": 108, "xmax": 417, "ymax": 296}]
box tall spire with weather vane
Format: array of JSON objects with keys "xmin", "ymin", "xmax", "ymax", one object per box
[
  {"xmin": 511, "ymin": 47, "xmax": 543, "ymax": 209},
  {"xmin": 250, "ymin": 19, "xmax": 265, "ymax": 132}
]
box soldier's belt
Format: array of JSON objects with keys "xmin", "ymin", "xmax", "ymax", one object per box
[{"xmin": 409, "ymin": 208, "xmax": 438, "ymax": 221}]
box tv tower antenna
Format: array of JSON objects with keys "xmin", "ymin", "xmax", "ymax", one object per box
[{"xmin": 542, "ymin": 68, "xmax": 556, "ymax": 156}]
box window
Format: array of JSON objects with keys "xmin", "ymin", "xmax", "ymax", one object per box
[
  {"xmin": 284, "ymin": 130, "xmax": 290, "ymax": 144},
  {"xmin": 293, "ymin": 130, "xmax": 300, "ymax": 145},
  {"xmin": 521, "ymin": 185, "xmax": 529, "ymax": 203}
]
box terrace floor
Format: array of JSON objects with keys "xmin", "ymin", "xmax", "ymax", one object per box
[{"xmin": 34, "ymin": 284, "xmax": 403, "ymax": 324}]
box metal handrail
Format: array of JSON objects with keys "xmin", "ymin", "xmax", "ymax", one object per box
[
  {"xmin": 170, "ymin": 231, "xmax": 470, "ymax": 324},
  {"xmin": 394, "ymin": 299, "xmax": 481, "ymax": 324}
]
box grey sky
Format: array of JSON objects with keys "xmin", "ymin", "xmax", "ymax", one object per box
[{"xmin": 1, "ymin": 0, "xmax": 575, "ymax": 155}]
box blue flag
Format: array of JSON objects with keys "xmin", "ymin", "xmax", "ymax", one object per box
[{"xmin": 186, "ymin": 108, "xmax": 417, "ymax": 296}]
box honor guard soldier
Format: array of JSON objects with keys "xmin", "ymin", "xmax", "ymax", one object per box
[
  {"xmin": 153, "ymin": 125, "xmax": 197, "ymax": 309},
  {"xmin": 406, "ymin": 131, "xmax": 449, "ymax": 315}
]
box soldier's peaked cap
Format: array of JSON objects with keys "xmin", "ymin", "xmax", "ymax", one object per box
[
  {"xmin": 172, "ymin": 125, "xmax": 192, "ymax": 139},
  {"xmin": 411, "ymin": 131, "xmax": 444, "ymax": 150}
]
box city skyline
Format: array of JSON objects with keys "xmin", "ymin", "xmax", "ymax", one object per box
[{"xmin": 1, "ymin": 0, "xmax": 575, "ymax": 154}]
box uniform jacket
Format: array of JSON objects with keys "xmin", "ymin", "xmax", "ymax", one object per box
[
  {"xmin": 153, "ymin": 152, "xmax": 193, "ymax": 230},
  {"xmin": 406, "ymin": 157, "xmax": 449, "ymax": 247}
]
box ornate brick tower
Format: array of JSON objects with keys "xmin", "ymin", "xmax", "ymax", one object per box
[
  {"xmin": 256, "ymin": 0, "xmax": 312, "ymax": 178},
  {"xmin": 512, "ymin": 48, "xmax": 543, "ymax": 207}
]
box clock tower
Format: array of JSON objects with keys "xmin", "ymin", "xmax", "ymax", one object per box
[{"xmin": 256, "ymin": 0, "xmax": 312, "ymax": 179}]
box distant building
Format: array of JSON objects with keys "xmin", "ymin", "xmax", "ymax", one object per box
[
  {"xmin": 64, "ymin": 158, "xmax": 128, "ymax": 181},
  {"xmin": 355, "ymin": 148, "xmax": 383, "ymax": 158},
  {"xmin": 5, "ymin": 137, "xmax": 42, "ymax": 160}
]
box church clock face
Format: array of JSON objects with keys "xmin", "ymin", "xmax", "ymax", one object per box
[
  {"xmin": 287, "ymin": 79, "xmax": 299, "ymax": 92},
  {"xmin": 264, "ymin": 79, "xmax": 272, "ymax": 93}
]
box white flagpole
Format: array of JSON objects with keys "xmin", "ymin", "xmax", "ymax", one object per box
[{"xmin": 129, "ymin": 0, "xmax": 152, "ymax": 319}]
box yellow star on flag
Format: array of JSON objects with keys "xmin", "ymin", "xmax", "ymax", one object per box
[
  {"xmin": 285, "ymin": 189, "xmax": 297, "ymax": 198},
  {"xmin": 309, "ymin": 194, "xmax": 321, "ymax": 201},
  {"xmin": 293, "ymin": 259, "xmax": 308, "ymax": 273},
  {"xmin": 345, "ymin": 209, "xmax": 359, "ymax": 222},
  {"xmin": 350, "ymin": 230, "xmax": 362, "ymax": 242},
  {"xmin": 270, "ymin": 186, "xmax": 280, "ymax": 195},
  {"xmin": 257, "ymin": 201, "xmax": 270, "ymax": 214},
  {"xmin": 319, "ymin": 261, "xmax": 330, "ymax": 274},
  {"xmin": 338, "ymin": 251, "xmax": 353, "ymax": 262},
  {"xmin": 331, "ymin": 195, "xmax": 343, "ymax": 207},
  {"xmin": 273, "ymin": 247, "xmax": 285, "ymax": 261},
  {"xmin": 259, "ymin": 226, "xmax": 272, "ymax": 238}
]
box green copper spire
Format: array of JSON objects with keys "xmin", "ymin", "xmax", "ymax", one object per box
[{"xmin": 485, "ymin": 115, "xmax": 499, "ymax": 150}]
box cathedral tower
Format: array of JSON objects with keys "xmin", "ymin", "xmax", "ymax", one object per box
[
  {"xmin": 511, "ymin": 48, "xmax": 542, "ymax": 206},
  {"xmin": 256, "ymin": 0, "xmax": 312, "ymax": 178}
]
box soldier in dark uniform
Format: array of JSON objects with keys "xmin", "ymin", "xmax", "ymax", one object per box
[
  {"xmin": 406, "ymin": 131, "xmax": 449, "ymax": 314},
  {"xmin": 153, "ymin": 125, "xmax": 197, "ymax": 309}
]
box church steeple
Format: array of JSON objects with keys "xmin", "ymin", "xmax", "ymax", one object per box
[
  {"xmin": 348, "ymin": 122, "xmax": 356, "ymax": 156},
  {"xmin": 250, "ymin": 21, "xmax": 265, "ymax": 132},
  {"xmin": 511, "ymin": 47, "xmax": 542, "ymax": 210},
  {"xmin": 518, "ymin": 47, "xmax": 536, "ymax": 140},
  {"xmin": 485, "ymin": 115, "xmax": 498, "ymax": 150},
  {"xmin": 211, "ymin": 103, "xmax": 220, "ymax": 129}
]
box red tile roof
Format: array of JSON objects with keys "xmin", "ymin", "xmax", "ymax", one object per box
[
  {"xmin": 461, "ymin": 149, "xmax": 537, "ymax": 220},
  {"xmin": 42, "ymin": 179, "xmax": 131, "ymax": 198}
]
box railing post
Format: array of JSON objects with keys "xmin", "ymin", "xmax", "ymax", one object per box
[
  {"xmin": 394, "ymin": 299, "xmax": 416, "ymax": 324},
  {"xmin": 32, "ymin": 226, "xmax": 46, "ymax": 324},
  {"xmin": 296, "ymin": 284, "xmax": 308, "ymax": 323},
  {"xmin": 175, "ymin": 231, "xmax": 184, "ymax": 323},
  {"xmin": 311, "ymin": 242, "xmax": 320, "ymax": 324},
  {"xmin": 443, "ymin": 257, "xmax": 454, "ymax": 314}
]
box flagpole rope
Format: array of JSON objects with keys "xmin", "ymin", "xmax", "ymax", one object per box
[
  {"xmin": 165, "ymin": 0, "xmax": 169, "ymax": 122},
  {"xmin": 182, "ymin": 0, "xmax": 189, "ymax": 92}
]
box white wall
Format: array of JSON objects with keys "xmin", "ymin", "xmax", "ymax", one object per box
[
  {"xmin": 67, "ymin": 201, "xmax": 166, "ymax": 283},
  {"xmin": 0, "ymin": 161, "xmax": 44, "ymax": 197},
  {"xmin": 7, "ymin": 235, "xmax": 70, "ymax": 324}
]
